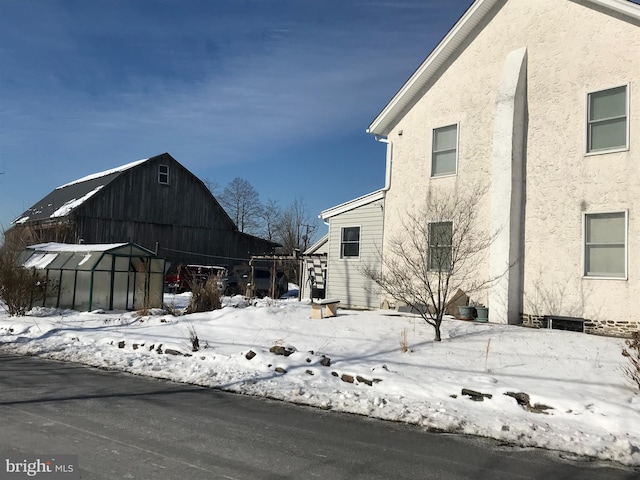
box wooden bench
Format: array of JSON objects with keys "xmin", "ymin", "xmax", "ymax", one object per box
[{"xmin": 311, "ymin": 298, "xmax": 340, "ymax": 319}]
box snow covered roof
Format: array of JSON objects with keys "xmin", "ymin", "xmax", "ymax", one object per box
[
  {"xmin": 56, "ymin": 159, "xmax": 147, "ymax": 189},
  {"xmin": 27, "ymin": 242, "xmax": 129, "ymax": 253},
  {"xmin": 11, "ymin": 156, "xmax": 151, "ymax": 224},
  {"xmin": 21, "ymin": 242, "xmax": 158, "ymax": 270}
]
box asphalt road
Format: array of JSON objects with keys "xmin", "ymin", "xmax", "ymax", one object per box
[{"xmin": 0, "ymin": 353, "xmax": 636, "ymax": 480}]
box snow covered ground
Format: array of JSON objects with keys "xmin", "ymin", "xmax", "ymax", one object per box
[{"xmin": 1, "ymin": 293, "xmax": 639, "ymax": 467}]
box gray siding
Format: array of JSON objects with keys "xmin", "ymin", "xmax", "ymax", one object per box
[{"xmin": 325, "ymin": 198, "xmax": 384, "ymax": 309}]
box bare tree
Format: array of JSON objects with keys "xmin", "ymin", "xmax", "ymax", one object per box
[
  {"xmin": 363, "ymin": 185, "xmax": 500, "ymax": 341},
  {"xmin": 218, "ymin": 177, "xmax": 263, "ymax": 234},
  {"xmin": 202, "ymin": 178, "xmax": 219, "ymax": 195},
  {"xmin": 261, "ymin": 199, "xmax": 282, "ymax": 242},
  {"xmin": 275, "ymin": 197, "xmax": 318, "ymax": 254}
]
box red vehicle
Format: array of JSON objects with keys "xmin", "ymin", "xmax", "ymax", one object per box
[{"xmin": 164, "ymin": 265, "xmax": 227, "ymax": 293}]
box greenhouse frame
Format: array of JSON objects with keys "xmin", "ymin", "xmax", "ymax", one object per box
[{"xmin": 19, "ymin": 242, "xmax": 166, "ymax": 311}]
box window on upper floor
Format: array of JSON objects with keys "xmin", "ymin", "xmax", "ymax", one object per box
[
  {"xmin": 427, "ymin": 221, "xmax": 452, "ymax": 271},
  {"xmin": 340, "ymin": 226, "xmax": 360, "ymax": 258},
  {"xmin": 586, "ymin": 85, "xmax": 628, "ymax": 154},
  {"xmin": 431, "ymin": 124, "xmax": 458, "ymax": 177},
  {"xmin": 583, "ymin": 211, "xmax": 627, "ymax": 279},
  {"xmin": 158, "ymin": 164, "xmax": 169, "ymax": 185}
]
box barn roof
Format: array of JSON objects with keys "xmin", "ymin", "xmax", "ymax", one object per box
[{"xmin": 11, "ymin": 155, "xmax": 155, "ymax": 224}]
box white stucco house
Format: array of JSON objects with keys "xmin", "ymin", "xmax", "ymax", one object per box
[{"xmin": 360, "ymin": 0, "xmax": 639, "ymax": 336}]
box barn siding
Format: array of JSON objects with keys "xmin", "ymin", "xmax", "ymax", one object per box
[{"xmin": 11, "ymin": 153, "xmax": 276, "ymax": 270}]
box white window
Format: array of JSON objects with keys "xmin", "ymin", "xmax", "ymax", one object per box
[
  {"xmin": 158, "ymin": 164, "xmax": 169, "ymax": 184},
  {"xmin": 428, "ymin": 221, "xmax": 452, "ymax": 271},
  {"xmin": 431, "ymin": 124, "xmax": 458, "ymax": 177},
  {"xmin": 340, "ymin": 227, "xmax": 360, "ymax": 258},
  {"xmin": 586, "ymin": 85, "xmax": 628, "ymax": 154},
  {"xmin": 583, "ymin": 211, "xmax": 627, "ymax": 278}
]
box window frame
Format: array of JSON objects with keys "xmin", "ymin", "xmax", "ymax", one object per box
[
  {"xmin": 585, "ymin": 84, "xmax": 629, "ymax": 155},
  {"xmin": 431, "ymin": 123, "xmax": 459, "ymax": 178},
  {"xmin": 582, "ymin": 210, "xmax": 628, "ymax": 280},
  {"xmin": 158, "ymin": 164, "xmax": 170, "ymax": 185},
  {"xmin": 340, "ymin": 226, "xmax": 361, "ymax": 259},
  {"xmin": 427, "ymin": 221, "xmax": 453, "ymax": 272}
]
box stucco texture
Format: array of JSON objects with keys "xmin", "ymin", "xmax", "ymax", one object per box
[{"xmin": 381, "ymin": 0, "xmax": 639, "ymax": 332}]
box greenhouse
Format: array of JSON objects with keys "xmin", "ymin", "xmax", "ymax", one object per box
[{"xmin": 19, "ymin": 242, "xmax": 165, "ymax": 311}]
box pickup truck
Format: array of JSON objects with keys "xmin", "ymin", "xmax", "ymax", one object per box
[
  {"xmin": 164, "ymin": 265, "xmax": 227, "ymax": 293},
  {"xmin": 222, "ymin": 267, "xmax": 288, "ymax": 298}
]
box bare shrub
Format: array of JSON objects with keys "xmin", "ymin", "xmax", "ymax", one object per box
[
  {"xmin": 363, "ymin": 184, "xmax": 503, "ymax": 342},
  {"xmin": 0, "ymin": 257, "xmax": 39, "ymax": 316},
  {"xmin": 164, "ymin": 301, "xmax": 181, "ymax": 316},
  {"xmin": 186, "ymin": 277, "xmax": 222, "ymax": 313},
  {"xmin": 0, "ymin": 227, "xmax": 59, "ymax": 315},
  {"xmin": 187, "ymin": 324, "xmax": 200, "ymax": 352},
  {"xmin": 622, "ymin": 331, "xmax": 640, "ymax": 393}
]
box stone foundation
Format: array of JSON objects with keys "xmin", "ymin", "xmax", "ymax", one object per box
[
  {"xmin": 583, "ymin": 319, "xmax": 638, "ymax": 338},
  {"xmin": 521, "ymin": 313, "xmax": 544, "ymax": 329},
  {"xmin": 520, "ymin": 313, "xmax": 638, "ymax": 338}
]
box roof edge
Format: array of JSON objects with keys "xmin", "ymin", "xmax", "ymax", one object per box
[
  {"xmin": 56, "ymin": 157, "xmax": 149, "ymax": 190},
  {"xmin": 319, "ymin": 189, "xmax": 385, "ymax": 220},
  {"xmin": 367, "ymin": 0, "xmax": 497, "ymax": 136},
  {"xmin": 304, "ymin": 234, "xmax": 328, "ymax": 255},
  {"xmin": 580, "ymin": 0, "xmax": 640, "ymax": 18},
  {"xmin": 367, "ymin": 0, "xmax": 640, "ymax": 137}
]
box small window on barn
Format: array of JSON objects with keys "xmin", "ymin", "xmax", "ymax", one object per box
[{"xmin": 158, "ymin": 165, "xmax": 169, "ymax": 185}]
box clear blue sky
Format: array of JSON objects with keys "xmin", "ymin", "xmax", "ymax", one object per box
[{"xmin": 0, "ymin": 0, "xmax": 471, "ymax": 236}]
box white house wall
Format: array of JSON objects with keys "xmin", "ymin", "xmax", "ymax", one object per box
[
  {"xmin": 326, "ymin": 199, "xmax": 384, "ymax": 309},
  {"xmin": 381, "ymin": 0, "xmax": 639, "ymax": 334}
]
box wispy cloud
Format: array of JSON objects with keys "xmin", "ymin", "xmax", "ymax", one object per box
[{"xmin": 0, "ymin": 0, "xmax": 471, "ymax": 226}]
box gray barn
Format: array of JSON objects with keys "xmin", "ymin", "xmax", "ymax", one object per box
[{"xmin": 6, "ymin": 153, "xmax": 277, "ymax": 269}]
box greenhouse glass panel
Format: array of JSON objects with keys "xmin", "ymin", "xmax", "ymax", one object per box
[
  {"xmin": 115, "ymin": 256, "xmax": 130, "ymax": 273},
  {"xmin": 23, "ymin": 253, "xmax": 58, "ymax": 269},
  {"xmin": 47, "ymin": 252, "xmax": 75, "ymax": 270},
  {"xmin": 149, "ymin": 273, "xmax": 164, "ymax": 306},
  {"xmin": 75, "ymin": 271, "xmax": 92, "ymax": 310},
  {"xmin": 77, "ymin": 252, "xmax": 101, "ymax": 271},
  {"xmin": 92, "ymin": 272, "xmax": 112, "ymax": 310},
  {"xmin": 95, "ymin": 254, "xmax": 112, "ymax": 271},
  {"xmin": 59, "ymin": 270, "xmax": 76, "ymax": 307},
  {"xmin": 112, "ymin": 272, "xmax": 131, "ymax": 310}
]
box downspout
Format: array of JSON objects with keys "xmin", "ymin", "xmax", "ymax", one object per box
[
  {"xmin": 373, "ymin": 134, "xmax": 392, "ymax": 310},
  {"xmin": 374, "ymin": 135, "xmax": 393, "ymax": 191}
]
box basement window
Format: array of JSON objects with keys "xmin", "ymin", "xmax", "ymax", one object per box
[
  {"xmin": 541, "ymin": 316, "xmax": 584, "ymax": 333},
  {"xmin": 158, "ymin": 164, "xmax": 169, "ymax": 185}
]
